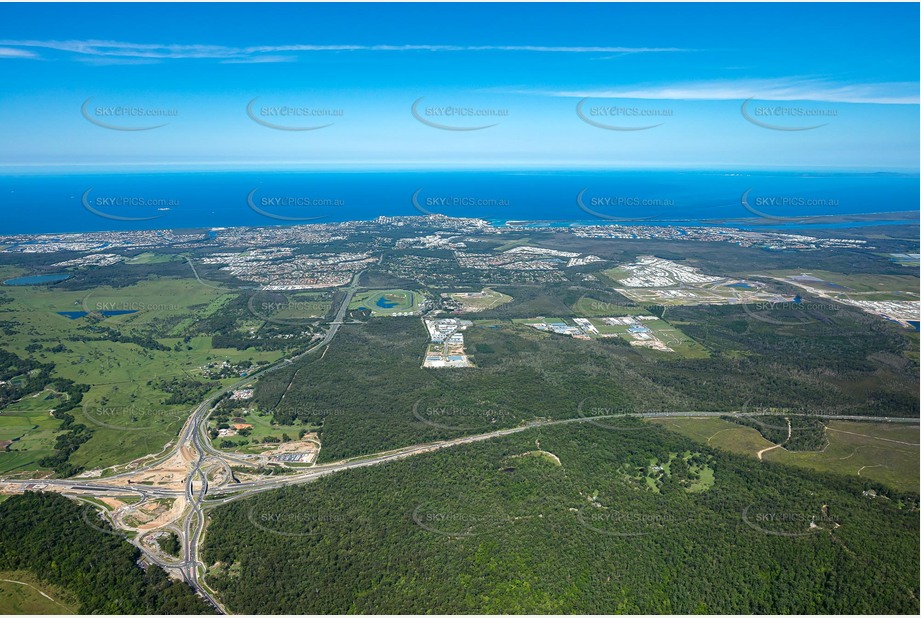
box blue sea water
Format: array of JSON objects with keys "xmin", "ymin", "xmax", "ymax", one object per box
[
  {"xmin": 0, "ymin": 170, "xmax": 917, "ymax": 235},
  {"xmin": 3, "ymin": 273, "xmax": 72, "ymax": 285}
]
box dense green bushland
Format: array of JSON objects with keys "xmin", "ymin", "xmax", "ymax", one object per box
[
  {"xmin": 0, "ymin": 492, "xmax": 213, "ymax": 614},
  {"xmin": 254, "ymin": 299, "xmax": 918, "ymax": 461},
  {"xmin": 202, "ymin": 422, "xmax": 919, "ymax": 614}
]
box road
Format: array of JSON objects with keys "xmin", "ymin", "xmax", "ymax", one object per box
[
  {"xmin": 757, "ymin": 417, "xmax": 792, "ymax": 460},
  {"xmin": 1, "ymin": 264, "xmax": 917, "ymax": 613},
  {"xmin": 3, "ymin": 404, "xmax": 918, "ymax": 610},
  {"xmin": 1, "ymin": 270, "xmax": 368, "ymax": 614},
  {"xmin": 173, "ymin": 268, "xmax": 367, "ymax": 611}
]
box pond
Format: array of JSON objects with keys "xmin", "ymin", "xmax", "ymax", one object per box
[
  {"xmin": 57, "ymin": 310, "xmax": 139, "ymax": 320},
  {"xmin": 3, "ymin": 273, "xmax": 72, "ymax": 286}
]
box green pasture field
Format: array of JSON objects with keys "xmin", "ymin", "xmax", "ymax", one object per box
[
  {"xmin": 257, "ymin": 291, "xmax": 332, "ymax": 321},
  {"xmin": 0, "ymin": 391, "xmax": 64, "ymax": 475},
  {"xmin": 0, "ymin": 570, "xmax": 78, "ymax": 614},
  {"xmin": 651, "ymin": 417, "xmax": 920, "ymax": 492},
  {"xmin": 211, "ymin": 408, "xmax": 306, "ymax": 454},
  {"xmin": 0, "ymin": 276, "xmax": 286, "ymax": 473},
  {"xmin": 768, "ymin": 269, "xmax": 919, "ymax": 296},
  {"xmin": 349, "ymin": 289, "xmax": 421, "ymax": 316},
  {"xmin": 124, "ymin": 253, "xmax": 183, "ymax": 265},
  {"xmin": 571, "ymin": 295, "xmax": 651, "ymax": 317},
  {"xmin": 443, "ymin": 288, "xmax": 513, "ymax": 312}
]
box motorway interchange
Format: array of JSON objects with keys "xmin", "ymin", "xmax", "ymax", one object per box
[{"xmin": 1, "ymin": 271, "xmax": 917, "ymax": 613}]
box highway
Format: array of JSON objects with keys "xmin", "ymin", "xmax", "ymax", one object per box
[
  {"xmin": 1, "ymin": 263, "xmax": 917, "ymax": 613},
  {"xmin": 3, "ymin": 403, "xmax": 918, "ymax": 611},
  {"xmin": 171, "ymin": 268, "xmax": 367, "ymax": 612},
  {"xmin": 2, "ymin": 270, "xmax": 369, "ymax": 614}
]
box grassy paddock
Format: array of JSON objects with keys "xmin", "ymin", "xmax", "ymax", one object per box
[
  {"xmin": 652, "ymin": 417, "xmax": 920, "ymax": 492},
  {"xmin": 0, "ymin": 570, "xmax": 78, "ymax": 614}
]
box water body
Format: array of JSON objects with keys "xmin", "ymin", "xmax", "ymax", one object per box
[
  {"xmin": 4, "ymin": 273, "xmax": 71, "ymax": 285},
  {"xmin": 57, "ymin": 310, "xmax": 138, "ymax": 319},
  {"xmin": 376, "ymin": 296, "xmax": 398, "ymax": 309},
  {"xmin": 0, "ymin": 170, "xmax": 916, "ymax": 234}
]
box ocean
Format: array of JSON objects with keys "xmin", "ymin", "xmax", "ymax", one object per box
[{"xmin": 0, "ymin": 170, "xmax": 917, "ymax": 235}]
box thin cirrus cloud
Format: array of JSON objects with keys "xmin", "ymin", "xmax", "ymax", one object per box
[
  {"xmin": 0, "ymin": 39, "xmax": 687, "ymax": 61},
  {"xmin": 517, "ymin": 78, "xmax": 920, "ymax": 105},
  {"xmin": 220, "ymin": 55, "xmax": 299, "ymax": 65},
  {"xmin": 0, "ymin": 46, "xmax": 38, "ymax": 58}
]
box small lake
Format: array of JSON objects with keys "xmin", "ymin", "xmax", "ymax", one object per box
[
  {"xmin": 376, "ymin": 296, "xmax": 399, "ymax": 309},
  {"xmin": 3, "ymin": 273, "xmax": 72, "ymax": 286},
  {"xmin": 57, "ymin": 310, "xmax": 138, "ymax": 320}
]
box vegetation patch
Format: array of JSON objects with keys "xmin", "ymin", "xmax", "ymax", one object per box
[
  {"xmin": 0, "ymin": 493, "xmax": 213, "ymax": 614},
  {"xmin": 202, "ymin": 423, "xmax": 919, "ymax": 614}
]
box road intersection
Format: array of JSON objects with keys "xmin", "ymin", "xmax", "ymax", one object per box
[{"xmin": 1, "ymin": 270, "xmax": 917, "ymax": 613}]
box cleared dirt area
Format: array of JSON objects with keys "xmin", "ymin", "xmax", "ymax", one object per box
[
  {"xmin": 99, "ymin": 496, "xmax": 126, "ymax": 510},
  {"xmin": 136, "ymin": 498, "xmax": 186, "ymax": 531},
  {"xmin": 114, "ymin": 497, "xmax": 187, "ymax": 532},
  {"xmin": 109, "ymin": 446, "xmax": 197, "ymax": 490},
  {"xmin": 509, "ymin": 450, "xmax": 562, "ymax": 466}
]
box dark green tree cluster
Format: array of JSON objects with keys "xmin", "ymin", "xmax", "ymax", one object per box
[
  {"xmin": 156, "ymin": 532, "xmax": 182, "ymax": 557},
  {"xmin": 253, "ymin": 303, "xmax": 918, "ymax": 462},
  {"xmin": 0, "ymin": 492, "xmax": 214, "ymax": 614},
  {"xmin": 154, "ymin": 377, "xmax": 212, "ymax": 405},
  {"xmin": 82, "ymin": 326, "xmax": 170, "ymax": 351},
  {"xmin": 724, "ymin": 415, "xmax": 828, "ymax": 451},
  {"xmin": 0, "ymin": 348, "xmax": 54, "ymax": 407},
  {"xmin": 202, "ymin": 422, "xmax": 919, "ymax": 614}
]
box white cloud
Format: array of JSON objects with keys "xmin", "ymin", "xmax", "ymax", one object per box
[
  {"xmin": 0, "ymin": 39, "xmax": 685, "ymax": 62},
  {"xmin": 0, "ymin": 46, "xmax": 38, "ymax": 58},
  {"xmin": 220, "ymin": 55, "xmax": 298, "ymax": 65},
  {"xmin": 515, "ymin": 78, "xmax": 920, "ymax": 105}
]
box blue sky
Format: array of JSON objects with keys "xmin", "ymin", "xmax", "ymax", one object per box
[{"xmin": 0, "ymin": 2, "xmax": 918, "ymax": 171}]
